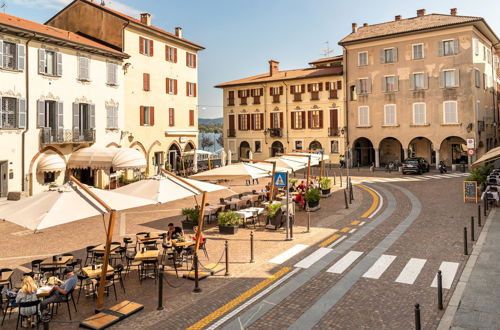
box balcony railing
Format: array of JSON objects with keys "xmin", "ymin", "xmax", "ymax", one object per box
[
  {"xmin": 227, "ymin": 128, "xmax": 236, "ymax": 138},
  {"xmin": 328, "ymin": 127, "xmax": 339, "ymax": 137},
  {"xmin": 269, "ymin": 128, "xmax": 282, "ymax": 138},
  {"xmin": 40, "ymin": 127, "xmax": 95, "ymax": 144}
]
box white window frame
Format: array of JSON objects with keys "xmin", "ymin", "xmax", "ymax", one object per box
[
  {"xmin": 443, "ymin": 101, "xmax": 458, "ymax": 124},
  {"xmin": 357, "ymin": 51, "xmax": 368, "ymax": 66},
  {"xmin": 383, "ymin": 104, "xmax": 396, "ymax": 126},
  {"xmin": 143, "ymin": 106, "xmax": 151, "ymax": 126},
  {"xmin": 294, "ymin": 140, "xmax": 303, "ymax": 151},
  {"xmin": 358, "ymin": 78, "xmax": 369, "ymax": 94},
  {"xmin": 167, "ymin": 78, "xmax": 175, "ymax": 94},
  {"xmin": 166, "ymin": 46, "xmax": 176, "ymax": 62},
  {"xmin": 412, "ymin": 43, "xmax": 424, "ymax": 60},
  {"xmin": 384, "ymin": 75, "xmax": 397, "ymax": 92},
  {"xmin": 358, "ymin": 106, "xmax": 369, "ymax": 126},
  {"xmin": 1, "ymin": 97, "xmax": 18, "ymax": 128},
  {"xmin": 384, "ymin": 47, "xmax": 396, "ymax": 63},
  {"xmin": 2, "ymin": 41, "xmax": 17, "ymax": 70},
  {"xmin": 413, "ymin": 72, "xmax": 425, "ymax": 90},
  {"xmin": 442, "ymin": 39, "xmax": 455, "ymax": 56},
  {"xmin": 443, "ymin": 69, "xmax": 456, "ymax": 88},
  {"xmin": 412, "ymin": 103, "xmax": 426, "ymax": 125},
  {"xmin": 187, "ymin": 82, "xmax": 195, "ymax": 97},
  {"xmin": 186, "ymin": 52, "xmax": 196, "ymax": 68}
]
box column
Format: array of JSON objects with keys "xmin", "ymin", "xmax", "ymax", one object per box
[
  {"xmin": 374, "ymin": 148, "xmax": 380, "ymax": 168},
  {"xmin": 403, "ymin": 148, "xmax": 409, "ymax": 160},
  {"xmin": 435, "ymin": 149, "xmax": 440, "ymax": 170}
]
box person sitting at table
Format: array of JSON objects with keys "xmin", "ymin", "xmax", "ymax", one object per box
[
  {"xmin": 167, "ymin": 223, "xmax": 184, "ymax": 241},
  {"xmin": 16, "ymin": 276, "xmax": 38, "ymax": 327},
  {"xmin": 294, "ymin": 190, "xmax": 305, "ymax": 209},
  {"xmin": 297, "ymin": 181, "xmax": 306, "ymax": 191},
  {"xmin": 40, "ymin": 267, "xmax": 77, "ymax": 313},
  {"xmin": 191, "ymin": 226, "xmax": 204, "ymax": 244}
]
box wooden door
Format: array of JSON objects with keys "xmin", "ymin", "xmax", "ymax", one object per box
[{"xmin": 0, "ymin": 161, "xmax": 7, "ymax": 197}]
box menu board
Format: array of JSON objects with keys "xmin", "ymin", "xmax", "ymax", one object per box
[{"xmin": 463, "ymin": 181, "xmax": 478, "ymax": 203}]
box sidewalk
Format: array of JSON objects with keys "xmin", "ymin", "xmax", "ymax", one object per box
[{"xmin": 442, "ymin": 208, "xmax": 500, "ymax": 329}]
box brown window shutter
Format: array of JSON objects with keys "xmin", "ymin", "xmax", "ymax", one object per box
[
  {"xmin": 319, "ymin": 110, "xmax": 324, "ymax": 128},
  {"xmin": 150, "ymin": 107, "xmax": 155, "ymax": 125},
  {"xmin": 149, "ymin": 40, "xmax": 154, "ymax": 56},
  {"xmin": 166, "ymin": 78, "xmax": 169, "ymax": 94},
  {"xmin": 279, "ymin": 86, "xmax": 283, "ymax": 95},
  {"xmin": 186, "ymin": 82, "xmax": 189, "ymax": 96},
  {"xmin": 248, "ymin": 114, "xmax": 252, "ymax": 130},
  {"xmin": 330, "ymin": 108, "xmax": 338, "ymax": 128},
  {"xmin": 326, "ymin": 82, "xmax": 331, "ymax": 90},
  {"xmin": 308, "ymin": 111, "xmax": 312, "ymax": 128},
  {"xmin": 238, "ymin": 114, "xmax": 242, "ymax": 130},
  {"xmin": 174, "ymin": 48, "xmax": 177, "ymax": 63},
  {"xmin": 319, "ymin": 83, "xmax": 323, "ymax": 91},
  {"xmin": 291, "ymin": 112, "xmax": 296, "ymax": 129},
  {"xmin": 301, "ymin": 84, "xmax": 305, "ymax": 93},
  {"xmin": 269, "ymin": 113, "xmax": 274, "ymax": 129},
  {"xmin": 307, "ymin": 84, "xmax": 312, "ymax": 92},
  {"xmin": 140, "ymin": 106, "xmax": 145, "ymax": 125},
  {"xmin": 337, "ymin": 81, "xmax": 342, "ymax": 89},
  {"xmin": 259, "ymin": 113, "xmax": 264, "ymax": 129},
  {"xmin": 194, "ymin": 83, "xmax": 197, "ymax": 97},
  {"xmin": 189, "ymin": 110, "xmax": 194, "ymax": 126},
  {"xmin": 259, "ymin": 88, "xmax": 263, "ymax": 96},
  {"xmin": 165, "ymin": 46, "xmax": 168, "ymax": 61},
  {"xmin": 279, "ymin": 112, "xmax": 283, "ymax": 129},
  {"xmin": 143, "ymin": 73, "xmax": 150, "ymax": 91},
  {"xmin": 301, "ymin": 111, "xmax": 306, "ymax": 129},
  {"xmin": 269, "ymin": 88, "xmax": 273, "ymax": 96},
  {"xmin": 290, "ymin": 85, "xmax": 295, "ymax": 94},
  {"xmin": 193, "ymin": 54, "xmax": 197, "ymax": 68},
  {"xmin": 238, "ymin": 90, "xmax": 241, "ymax": 98},
  {"xmin": 174, "ymin": 80, "xmax": 178, "ymax": 95},
  {"xmin": 186, "ymin": 53, "xmax": 189, "ymax": 66},
  {"xmin": 139, "ymin": 37, "xmax": 144, "ymax": 54}
]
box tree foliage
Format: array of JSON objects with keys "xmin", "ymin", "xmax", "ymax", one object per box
[{"xmin": 201, "ymin": 135, "xmax": 214, "ymax": 150}]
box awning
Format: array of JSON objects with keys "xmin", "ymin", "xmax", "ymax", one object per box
[
  {"xmin": 37, "ymin": 152, "xmax": 66, "ymax": 173},
  {"xmin": 68, "ymin": 146, "xmax": 146, "ymax": 170},
  {"xmin": 472, "ymin": 146, "xmax": 500, "ymax": 168},
  {"xmin": 113, "ymin": 148, "xmax": 147, "ymax": 170}
]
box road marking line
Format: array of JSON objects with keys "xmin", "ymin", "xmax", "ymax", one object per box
[
  {"xmin": 351, "ymin": 220, "xmax": 360, "ymax": 225},
  {"xmin": 431, "ymin": 262, "xmax": 460, "ymax": 289},
  {"xmin": 269, "ymin": 244, "xmax": 309, "ymax": 264},
  {"xmin": 318, "ymin": 234, "xmax": 341, "ymax": 247},
  {"xmin": 359, "ymin": 221, "xmax": 366, "ymax": 226},
  {"xmin": 357, "ymin": 184, "xmax": 381, "ymax": 218},
  {"xmin": 395, "ymin": 258, "xmax": 427, "ymax": 284},
  {"xmin": 442, "ymin": 174, "xmax": 460, "ymax": 178},
  {"xmin": 327, "ymin": 251, "xmax": 364, "ymax": 274},
  {"xmin": 348, "ymin": 228, "xmax": 357, "ymax": 234},
  {"xmin": 294, "ymin": 248, "xmax": 332, "ymax": 269},
  {"xmin": 340, "ymin": 227, "xmax": 351, "ymax": 233},
  {"xmin": 327, "ymin": 235, "xmax": 347, "ymax": 248},
  {"xmin": 363, "ymin": 254, "xmax": 397, "ymax": 279},
  {"xmin": 187, "ymin": 267, "xmax": 296, "ymax": 330},
  {"xmin": 422, "ymin": 175, "xmax": 435, "ymax": 179}
]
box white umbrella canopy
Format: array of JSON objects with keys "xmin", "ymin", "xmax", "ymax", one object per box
[
  {"xmin": 189, "ymin": 162, "xmax": 270, "ymax": 181},
  {"xmin": 248, "ymin": 162, "xmax": 292, "ymax": 173},
  {"xmin": 182, "ymin": 150, "xmax": 212, "ymax": 156},
  {"xmin": 0, "ymin": 183, "xmax": 156, "ymax": 231},
  {"xmin": 266, "ymin": 157, "xmax": 309, "ymax": 171},
  {"xmin": 115, "ymin": 174, "xmax": 227, "ymax": 203}
]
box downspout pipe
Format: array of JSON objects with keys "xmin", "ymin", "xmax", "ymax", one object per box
[
  {"xmin": 341, "ymin": 45, "xmax": 350, "ymax": 169},
  {"xmin": 22, "ymin": 33, "xmax": 36, "ymax": 193},
  {"xmin": 261, "ymin": 83, "xmax": 267, "ymax": 146},
  {"xmin": 282, "ymin": 81, "xmax": 289, "ymax": 148}
]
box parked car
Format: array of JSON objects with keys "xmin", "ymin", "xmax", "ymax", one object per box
[{"xmin": 402, "ymin": 157, "xmax": 429, "ymax": 174}]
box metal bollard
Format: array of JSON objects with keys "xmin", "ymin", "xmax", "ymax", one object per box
[
  {"xmin": 471, "ymin": 216, "xmax": 475, "ymax": 242},
  {"xmin": 340, "ymin": 172, "xmax": 343, "ymax": 187},
  {"xmin": 42, "ymin": 313, "xmax": 51, "ymax": 330},
  {"xmin": 307, "ymin": 210, "xmax": 310, "ymax": 233},
  {"xmin": 484, "ymin": 196, "xmax": 488, "ymax": 216},
  {"xmin": 464, "ymin": 227, "xmax": 468, "ymax": 255},
  {"xmin": 290, "ymin": 215, "xmax": 294, "ymax": 239},
  {"xmin": 333, "ymin": 173, "xmax": 336, "ymax": 186},
  {"xmin": 478, "ymin": 205, "xmax": 482, "ymax": 227},
  {"xmin": 193, "ymin": 254, "xmax": 201, "ymax": 293},
  {"xmin": 350, "ymin": 180, "xmax": 354, "ymax": 201},
  {"xmin": 349, "ymin": 186, "xmax": 352, "ymax": 204},
  {"xmin": 250, "ymin": 231, "xmax": 255, "ymax": 263},
  {"xmin": 157, "ymin": 266, "xmax": 164, "ymax": 310},
  {"xmin": 414, "ymin": 303, "xmax": 421, "ymax": 330},
  {"xmin": 437, "ymin": 270, "xmax": 443, "ymax": 310},
  {"xmin": 224, "ymin": 240, "xmax": 230, "ymax": 276},
  {"xmin": 344, "ymin": 189, "xmax": 349, "ymax": 209}
]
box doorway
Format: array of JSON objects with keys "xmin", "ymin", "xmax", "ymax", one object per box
[{"xmin": 0, "ymin": 161, "xmax": 7, "ymax": 197}]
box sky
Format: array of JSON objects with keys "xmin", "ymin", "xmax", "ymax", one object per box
[{"xmin": 5, "ymin": 0, "xmax": 500, "ymax": 118}]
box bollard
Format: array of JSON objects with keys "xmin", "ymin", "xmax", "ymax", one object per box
[
  {"xmin": 349, "ymin": 185, "xmax": 352, "ymax": 204},
  {"xmin": 478, "ymin": 205, "xmax": 482, "ymax": 227},
  {"xmin": 437, "ymin": 270, "xmax": 443, "ymax": 310},
  {"xmin": 42, "ymin": 313, "xmax": 50, "ymax": 330},
  {"xmin": 307, "ymin": 210, "xmax": 310, "ymax": 233},
  {"xmin": 340, "ymin": 172, "xmax": 343, "ymax": 187},
  {"xmin": 350, "ymin": 180, "xmax": 354, "ymax": 201},
  {"xmin": 464, "ymin": 227, "xmax": 468, "ymax": 255},
  {"xmin": 414, "ymin": 303, "xmax": 421, "ymax": 330},
  {"xmin": 344, "ymin": 189, "xmax": 349, "ymax": 209},
  {"xmin": 484, "ymin": 196, "xmax": 487, "ymax": 216},
  {"xmin": 157, "ymin": 265, "xmax": 164, "ymax": 310},
  {"xmin": 250, "ymin": 231, "xmax": 255, "ymax": 263},
  {"xmin": 471, "ymin": 216, "xmax": 475, "ymax": 242},
  {"xmin": 333, "ymin": 172, "xmax": 336, "ymax": 186},
  {"xmin": 224, "ymin": 240, "xmax": 230, "ymax": 276},
  {"xmin": 193, "ymin": 254, "xmax": 201, "ymax": 293},
  {"xmin": 290, "ymin": 215, "xmax": 294, "ymax": 239}
]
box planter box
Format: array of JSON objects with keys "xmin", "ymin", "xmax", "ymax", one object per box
[
  {"xmin": 306, "ymin": 204, "xmax": 321, "ymax": 212},
  {"xmin": 307, "ymin": 200, "xmax": 320, "ymax": 208},
  {"xmin": 181, "ymin": 220, "xmax": 196, "ymax": 231},
  {"xmin": 218, "ymin": 225, "xmax": 238, "ymax": 235},
  {"xmin": 321, "ymin": 188, "xmax": 331, "ymax": 198}
]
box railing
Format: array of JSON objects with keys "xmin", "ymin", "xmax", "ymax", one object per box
[
  {"xmin": 269, "ymin": 128, "xmax": 282, "ymax": 138},
  {"xmin": 328, "ymin": 127, "xmax": 339, "ymax": 136},
  {"xmin": 228, "ymin": 98, "xmax": 235, "ymax": 106},
  {"xmin": 40, "ymin": 127, "xmax": 95, "ymax": 144},
  {"xmin": 227, "ymin": 128, "xmax": 236, "ymax": 138}
]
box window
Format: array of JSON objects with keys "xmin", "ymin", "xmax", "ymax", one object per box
[
  {"xmin": 166, "ymin": 78, "xmax": 177, "ymax": 94},
  {"xmin": 77, "ymin": 55, "xmax": 90, "ymax": 81},
  {"xmin": 411, "ymin": 73, "xmax": 427, "ymax": 90},
  {"xmin": 186, "ymin": 52, "xmax": 197, "ymax": 68},
  {"xmin": 168, "ymin": 108, "xmax": 175, "ymax": 126},
  {"xmin": 382, "ymin": 48, "xmax": 397, "ymax": 63},
  {"xmin": 291, "ymin": 111, "xmax": 306, "ymax": 129},
  {"xmin": 251, "ymin": 88, "xmax": 263, "ymax": 104},
  {"xmin": 327, "ymin": 81, "xmax": 341, "ymax": 99},
  {"xmin": 440, "ymin": 39, "xmax": 458, "ymax": 56},
  {"xmin": 443, "ymin": 101, "xmax": 458, "ymax": 124},
  {"xmin": 383, "ymin": 76, "xmax": 398, "ymax": 92},
  {"xmin": 38, "ymin": 49, "xmax": 61, "ymax": 76},
  {"xmin": 106, "ymin": 105, "xmax": 118, "ymax": 129},
  {"xmin": 139, "ymin": 37, "xmax": 153, "ymax": 56},
  {"xmin": 143, "ymin": 73, "xmax": 150, "ymax": 91},
  {"xmin": 228, "ymin": 91, "xmax": 235, "ymax": 106},
  {"xmin": 253, "ymin": 113, "xmax": 263, "ymax": 130},
  {"xmin": 384, "ymin": 104, "xmax": 396, "ymax": 125},
  {"xmin": 295, "ymin": 141, "xmax": 303, "ymax": 150},
  {"xmin": 358, "ymin": 106, "xmax": 369, "ymax": 126},
  {"xmin": 474, "ymin": 69, "xmax": 481, "ymax": 88},
  {"xmin": 473, "ymin": 38, "xmax": 479, "ymax": 56},
  {"xmin": 358, "ymin": 52, "xmax": 368, "ymax": 66},
  {"xmin": 331, "ymin": 140, "xmax": 339, "ymax": 153},
  {"xmin": 140, "ymin": 106, "xmax": 154, "ymax": 126},
  {"xmin": 412, "ymin": 44, "xmax": 424, "ymax": 59},
  {"xmin": 238, "ymin": 90, "xmax": 248, "ymax": 105},
  {"xmin": 309, "ymin": 110, "xmax": 323, "ymax": 129},
  {"xmin": 307, "ymin": 83, "xmax": 322, "ymax": 100},
  {"xmin": 412, "ymin": 103, "xmax": 426, "ymax": 125},
  {"xmin": 442, "ymin": 70, "xmax": 458, "ymax": 88},
  {"xmin": 106, "ymin": 62, "xmax": 118, "ymax": 85},
  {"xmin": 239, "ymin": 113, "xmax": 249, "ymax": 130},
  {"xmin": 357, "ymin": 78, "xmax": 370, "ymax": 94},
  {"xmin": 1, "ymin": 97, "xmax": 23, "ymax": 129},
  {"xmin": 476, "ymin": 101, "xmax": 480, "ymax": 121},
  {"xmin": 44, "ymin": 172, "xmax": 56, "ymax": 184},
  {"xmin": 189, "ymin": 109, "xmax": 195, "ymax": 126},
  {"xmin": 487, "ymin": 49, "xmax": 492, "ymax": 63},
  {"xmin": 350, "ymin": 85, "xmax": 357, "ymax": 101},
  {"xmin": 270, "ymin": 112, "xmax": 282, "ymax": 129},
  {"xmin": 2, "ymin": 41, "xmax": 17, "ymax": 70},
  {"xmin": 186, "ymin": 82, "xmax": 197, "ymax": 97},
  {"xmin": 255, "ymin": 141, "xmax": 262, "ymax": 153},
  {"xmin": 165, "ymin": 45, "xmax": 177, "ymax": 62}
]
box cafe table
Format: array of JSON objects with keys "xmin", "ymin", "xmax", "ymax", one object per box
[
  {"xmin": 172, "ymin": 239, "xmax": 196, "ymax": 248},
  {"xmin": 0, "ymin": 269, "xmax": 13, "ymax": 286},
  {"xmin": 40, "ymin": 255, "xmax": 73, "ymax": 267},
  {"xmin": 92, "ymin": 243, "xmax": 121, "ymax": 253},
  {"xmin": 241, "ymin": 194, "xmax": 259, "ymax": 202},
  {"xmin": 134, "ymin": 250, "xmax": 160, "ymax": 261},
  {"xmin": 136, "ymin": 233, "xmax": 161, "ymax": 242},
  {"xmin": 36, "ymin": 285, "xmax": 54, "ymax": 298},
  {"xmin": 82, "ymin": 264, "xmax": 114, "ymax": 278}
]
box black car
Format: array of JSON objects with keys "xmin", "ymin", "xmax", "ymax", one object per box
[{"xmin": 402, "ymin": 157, "xmax": 430, "ymax": 174}]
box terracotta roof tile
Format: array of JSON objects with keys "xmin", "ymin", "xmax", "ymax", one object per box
[
  {"xmin": 215, "ymin": 66, "xmax": 343, "ymax": 88},
  {"xmin": 339, "ymin": 14, "xmax": 483, "ymax": 44},
  {"xmin": 309, "ymin": 55, "xmax": 343, "ymax": 65},
  {"xmin": 0, "ymin": 12, "xmax": 125, "ymax": 56}
]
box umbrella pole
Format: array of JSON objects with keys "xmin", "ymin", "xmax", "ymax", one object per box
[
  {"xmin": 96, "ymin": 209, "xmax": 116, "ymax": 310},
  {"xmin": 306, "ymin": 156, "xmax": 311, "ymax": 194},
  {"xmin": 319, "ymin": 153, "xmax": 324, "ymax": 181},
  {"xmin": 208, "ymin": 155, "xmax": 212, "ymax": 170},
  {"xmin": 270, "ymin": 162, "xmax": 276, "ymax": 202}
]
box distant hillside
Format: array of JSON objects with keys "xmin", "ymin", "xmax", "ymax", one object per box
[
  {"xmin": 199, "ymin": 117, "xmax": 223, "ymax": 133},
  {"xmin": 199, "ymin": 118, "xmax": 223, "ymax": 125}
]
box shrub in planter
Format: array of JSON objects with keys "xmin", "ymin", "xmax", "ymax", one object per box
[
  {"xmin": 267, "ymin": 203, "xmax": 282, "ymax": 217},
  {"xmin": 218, "ymin": 211, "xmax": 241, "ymax": 234},
  {"xmin": 305, "ymin": 188, "xmax": 321, "ymax": 208},
  {"xmin": 320, "ymin": 177, "xmax": 332, "ymax": 195},
  {"xmin": 181, "ymin": 207, "xmax": 199, "ymax": 230}
]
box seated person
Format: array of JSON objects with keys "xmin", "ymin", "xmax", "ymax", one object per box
[
  {"xmin": 297, "ymin": 181, "xmax": 306, "ymax": 191},
  {"xmin": 294, "ymin": 191, "xmax": 305, "ymax": 209},
  {"xmin": 41, "ymin": 267, "xmax": 77, "ymax": 313},
  {"xmin": 191, "ymin": 226, "xmax": 204, "ymax": 243},
  {"xmin": 168, "ymin": 223, "xmax": 184, "ymax": 241}
]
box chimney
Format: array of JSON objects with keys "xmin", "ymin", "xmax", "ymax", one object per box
[
  {"xmin": 450, "ymin": 8, "xmax": 457, "ymax": 16},
  {"xmin": 352, "ymin": 23, "xmax": 358, "ymax": 33},
  {"xmin": 140, "ymin": 13, "xmax": 151, "ymax": 26},
  {"xmin": 363, "ymin": 23, "xmax": 368, "ymax": 27},
  {"xmin": 395, "ymin": 15, "xmax": 402, "ymax": 21},
  {"xmin": 269, "ymin": 60, "xmax": 279, "ymax": 76},
  {"xmin": 416, "ymin": 9, "xmax": 426, "ymax": 17},
  {"xmin": 175, "ymin": 27, "xmax": 183, "ymax": 38}
]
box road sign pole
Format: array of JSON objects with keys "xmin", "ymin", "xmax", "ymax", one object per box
[{"xmin": 286, "ymin": 172, "xmax": 290, "ymax": 241}]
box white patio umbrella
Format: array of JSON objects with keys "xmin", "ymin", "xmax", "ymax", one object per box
[
  {"xmin": 115, "ymin": 173, "xmax": 227, "ymax": 203},
  {"xmin": 248, "ymin": 161, "xmax": 292, "ymax": 173},
  {"xmin": 266, "ymin": 157, "xmax": 309, "ymax": 171},
  {"xmin": 189, "ymin": 162, "xmax": 270, "ymax": 181},
  {"xmin": 182, "ymin": 150, "xmax": 212, "ymax": 156},
  {"xmin": 0, "ymin": 182, "xmax": 155, "ymax": 231}
]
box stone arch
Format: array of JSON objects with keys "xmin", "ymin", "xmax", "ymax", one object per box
[
  {"xmin": 147, "ymin": 140, "xmax": 162, "ymax": 155},
  {"xmin": 309, "ymin": 141, "xmax": 322, "ymax": 151},
  {"xmin": 106, "ymin": 142, "xmax": 121, "ymax": 148},
  {"xmin": 271, "ymin": 141, "xmax": 284, "ymax": 157},
  {"xmin": 184, "ymin": 140, "xmax": 196, "ymax": 151},
  {"xmin": 352, "ymin": 137, "xmax": 375, "ymax": 167},
  {"xmin": 439, "ymin": 136, "xmax": 467, "ymax": 166},
  {"xmin": 167, "ymin": 142, "xmax": 182, "ymax": 171},
  {"xmin": 239, "ymin": 141, "xmax": 251, "ymax": 159},
  {"xmin": 130, "ymin": 141, "xmax": 147, "ymax": 157},
  {"xmin": 408, "ymin": 137, "xmax": 434, "ymax": 164},
  {"xmin": 378, "ymin": 137, "xmax": 403, "ymax": 166}
]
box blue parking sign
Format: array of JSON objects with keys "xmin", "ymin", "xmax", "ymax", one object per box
[{"xmin": 274, "ymin": 172, "xmax": 287, "ymax": 188}]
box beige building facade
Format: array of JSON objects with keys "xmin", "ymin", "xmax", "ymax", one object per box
[
  {"xmin": 47, "ymin": 0, "xmax": 204, "ymax": 175},
  {"xmin": 340, "ymin": 8, "xmax": 500, "ymax": 169},
  {"xmin": 217, "ymin": 57, "xmax": 346, "ymax": 163}
]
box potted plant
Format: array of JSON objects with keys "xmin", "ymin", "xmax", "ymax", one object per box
[
  {"xmin": 320, "ymin": 177, "xmax": 332, "ymax": 196},
  {"xmin": 218, "ymin": 211, "xmax": 241, "ymax": 234},
  {"xmin": 305, "ymin": 188, "xmax": 321, "ymax": 210},
  {"xmin": 266, "ymin": 203, "xmax": 283, "ymax": 229},
  {"xmin": 181, "ymin": 207, "xmax": 199, "ymax": 230}
]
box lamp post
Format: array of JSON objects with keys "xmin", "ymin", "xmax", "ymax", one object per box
[{"xmin": 340, "ymin": 127, "xmax": 349, "ymax": 182}]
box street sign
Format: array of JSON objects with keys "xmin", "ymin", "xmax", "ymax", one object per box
[
  {"xmin": 466, "ymin": 138, "xmax": 475, "ymax": 149},
  {"xmin": 468, "ymin": 149, "xmax": 475, "ymax": 156},
  {"xmin": 274, "ymin": 172, "xmax": 287, "ymax": 188},
  {"xmin": 464, "ymin": 181, "xmax": 478, "ymax": 203}
]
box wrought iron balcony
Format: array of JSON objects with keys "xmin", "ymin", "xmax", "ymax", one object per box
[
  {"xmin": 40, "ymin": 127, "xmax": 95, "ymax": 144},
  {"xmin": 269, "ymin": 128, "xmax": 282, "ymax": 138},
  {"xmin": 328, "ymin": 127, "xmax": 339, "ymax": 137},
  {"xmin": 227, "ymin": 128, "xmax": 236, "ymax": 138}
]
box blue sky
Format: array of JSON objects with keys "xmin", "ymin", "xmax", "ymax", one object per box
[{"xmin": 6, "ymin": 0, "xmax": 500, "ymax": 118}]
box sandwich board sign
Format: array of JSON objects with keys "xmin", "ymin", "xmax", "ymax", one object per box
[
  {"xmin": 463, "ymin": 181, "xmax": 478, "ymax": 203},
  {"xmin": 274, "ymin": 172, "xmax": 287, "ymax": 188}
]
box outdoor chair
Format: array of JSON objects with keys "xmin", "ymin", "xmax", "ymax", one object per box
[
  {"xmin": 84, "ymin": 246, "xmax": 97, "ymax": 266},
  {"xmin": 31, "ymin": 260, "xmax": 44, "ymax": 275},
  {"xmin": 110, "ymin": 241, "xmax": 125, "ymax": 265},
  {"xmin": 50, "ymin": 288, "xmax": 77, "ymax": 321},
  {"xmin": 139, "ymin": 260, "xmax": 158, "ymax": 283},
  {"xmin": 66, "ymin": 259, "xmax": 82, "ymax": 273},
  {"xmin": 76, "ymin": 273, "xmax": 95, "ymax": 303},
  {"xmin": 135, "ymin": 232, "xmax": 150, "ymax": 251},
  {"xmin": 160, "ymin": 243, "xmax": 179, "ymax": 278},
  {"xmin": 123, "ymin": 237, "xmax": 135, "ymax": 254},
  {"xmin": 124, "ymin": 253, "xmax": 141, "ymax": 277},
  {"xmin": 113, "ymin": 264, "xmax": 126, "ymax": 294},
  {"xmin": 92, "ymin": 252, "xmax": 104, "ymax": 265},
  {"xmin": 15, "ymin": 300, "xmax": 41, "ymax": 330},
  {"xmin": 199, "ymin": 238, "xmax": 209, "ymax": 260},
  {"xmin": 95, "ymin": 274, "xmax": 117, "ymax": 301}
]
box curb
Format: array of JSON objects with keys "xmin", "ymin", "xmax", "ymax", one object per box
[{"xmin": 436, "ymin": 208, "xmax": 496, "ymax": 330}]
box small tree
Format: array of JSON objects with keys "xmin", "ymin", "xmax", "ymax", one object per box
[
  {"xmin": 201, "ymin": 135, "xmax": 214, "ymax": 150},
  {"xmin": 216, "ymin": 133, "xmax": 224, "ymax": 147}
]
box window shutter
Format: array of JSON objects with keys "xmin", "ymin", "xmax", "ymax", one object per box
[
  {"xmin": 143, "ymin": 73, "xmax": 149, "ymax": 91},
  {"xmin": 269, "ymin": 88, "xmax": 273, "ymax": 96},
  {"xmin": 367, "ymin": 78, "xmax": 372, "ymax": 93},
  {"xmin": 423, "ymin": 73, "xmax": 429, "ymax": 89},
  {"xmin": 438, "ymin": 41, "xmax": 444, "ymax": 56},
  {"xmin": 455, "ymin": 69, "xmax": 460, "ymax": 87},
  {"xmin": 166, "ymin": 78, "xmax": 170, "ymax": 94},
  {"xmin": 393, "ymin": 48, "xmax": 398, "ymax": 62},
  {"xmin": 380, "ymin": 49, "xmax": 385, "ymax": 63},
  {"xmin": 319, "ymin": 83, "xmax": 323, "ymax": 91},
  {"xmin": 301, "ymin": 84, "xmax": 305, "ymax": 93},
  {"xmin": 174, "ymin": 79, "xmax": 178, "ymax": 95},
  {"xmin": 171, "ymin": 108, "xmax": 175, "ymax": 126},
  {"xmin": 186, "ymin": 82, "xmax": 189, "ymax": 96},
  {"xmin": 308, "ymin": 111, "xmax": 312, "ymax": 129},
  {"xmin": 89, "ymin": 104, "xmax": 95, "ymax": 129},
  {"xmin": 37, "ymin": 100, "xmax": 45, "ymax": 128},
  {"xmin": 139, "ymin": 37, "xmax": 144, "ymax": 54},
  {"xmin": 394, "ymin": 76, "xmax": 399, "ymax": 91},
  {"xmin": 194, "ymin": 83, "xmax": 197, "ymax": 97},
  {"xmin": 193, "ymin": 54, "xmax": 197, "ymax": 68},
  {"xmin": 38, "ymin": 48, "xmax": 45, "ymax": 74},
  {"xmin": 186, "ymin": 52, "xmax": 189, "ymax": 67},
  {"xmin": 17, "ymin": 98, "xmax": 26, "ymax": 128},
  {"xmin": 381, "ymin": 76, "xmax": 387, "ymax": 92},
  {"xmin": 279, "ymin": 86, "xmax": 283, "ymax": 95},
  {"xmin": 453, "ymin": 38, "xmax": 459, "ymax": 54},
  {"xmin": 0, "ymin": 40, "xmax": 3, "ymax": 68},
  {"xmin": 259, "ymin": 114, "xmax": 263, "ymax": 129},
  {"xmin": 239, "ymin": 114, "xmax": 243, "ymax": 130},
  {"xmin": 319, "ymin": 110, "xmax": 323, "ymax": 128},
  {"xmin": 330, "ymin": 108, "xmax": 338, "ymax": 129},
  {"xmin": 279, "ymin": 112, "xmax": 283, "ymax": 129},
  {"xmin": 439, "ymin": 71, "xmax": 445, "ymax": 88},
  {"xmin": 301, "ymin": 111, "xmax": 306, "ymax": 129},
  {"xmin": 72, "ymin": 103, "xmax": 79, "ymax": 130},
  {"xmin": 409, "ymin": 74, "xmax": 415, "ymax": 90},
  {"xmin": 0, "ymin": 97, "xmax": 2, "ymax": 127},
  {"xmin": 190, "ymin": 110, "xmax": 195, "ymax": 126},
  {"xmin": 337, "ymin": 81, "xmax": 342, "ymax": 90},
  {"xmin": 140, "ymin": 106, "xmax": 145, "ymax": 126},
  {"xmin": 17, "ymin": 44, "xmax": 25, "ymax": 71},
  {"xmin": 165, "ymin": 46, "xmax": 168, "ymax": 61},
  {"xmin": 307, "ymin": 84, "xmax": 312, "ymax": 92},
  {"xmin": 149, "ymin": 40, "xmax": 154, "ymax": 56},
  {"xmin": 290, "ymin": 85, "xmax": 295, "ymax": 94},
  {"xmin": 326, "ymin": 82, "xmax": 331, "ymax": 91},
  {"xmin": 174, "ymin": 48, "xmax": 177, "ymax": 63},
  {"xmin": 355, "ymin": 80, "xmax": 361, "ymax": 93},
  {"xmin": 57, "ymin": 102, "xmax": 64, "ymax": 133},
  {"xmin": 56, "ymin": 52, "xmax": 62, "ymax": 77},
  {"xmin": 291, "ymin": 112, "xmax": 296, "ymax": 129},
  {"xmin": 113, "ymin": 106, "xmax": 119, "ymax": 129},
  {"xmin": 106, "ymin": 106, "xmax": 111, "ymax": 128},
  {"xmin": 150, "ymin": 107, "xmax": 155, "ymax": 125},
  {"xmin": 248, "ymin": 114, "xmax": 253, "ymax": 130}
]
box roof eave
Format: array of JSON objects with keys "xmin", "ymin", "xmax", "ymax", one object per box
[
  {"xmin": 215, "ymin": 71, "xmax": 344, "ymax": 88},
  {"xmin": 127, "ymin": 22, "xmax": 205, "ymax": 51}
]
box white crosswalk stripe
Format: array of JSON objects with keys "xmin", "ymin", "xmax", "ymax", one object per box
[
  {"xmin": 395, "ymin": 258, "xmax": 427, "ymax": 285},
  {"xmin": 431, "ymin": 261, "xmax": 459, "ymax": 289},
  {"xmin": 363, "ymin": 254, "xmax": 396, "ymax": 279},
  {"xmin": 327, "ymin": 251, "xmax": 364, "ymax": 274},
  {"xmin": 294, "ymin": 247, "xmax": 331, "ymax": 269},
  {"xmin": 351, "ymin": 173, "xmax": 468, "ymax": 184},
  {"xmin": 269, "ymin": 244, "xmax": 309, "ymax": 264}
]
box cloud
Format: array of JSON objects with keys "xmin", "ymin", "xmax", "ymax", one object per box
[{"xmin": 106, "ymin": 0, "xmax": 142, "ymax": 18}]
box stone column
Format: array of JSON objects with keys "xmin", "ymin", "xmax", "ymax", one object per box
[
  {"xmin": 403, "ymin": 148, "xmax": 409, "ymax": 160},
  {"xmin": 374, "ymin": 148, "xmax": 380, "ymax": 168},
  {"xmin": 435, "ymin": 149, "xmax": 440, "ymax": 170}
]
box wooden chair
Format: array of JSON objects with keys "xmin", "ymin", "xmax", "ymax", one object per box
[
  {"xmin": 16, "ymin": 300, "xmax": 41, "ymax": 330},
  {"xmin": 50, "ymin": 288, "xmax": 77, "ymax": 321}
]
